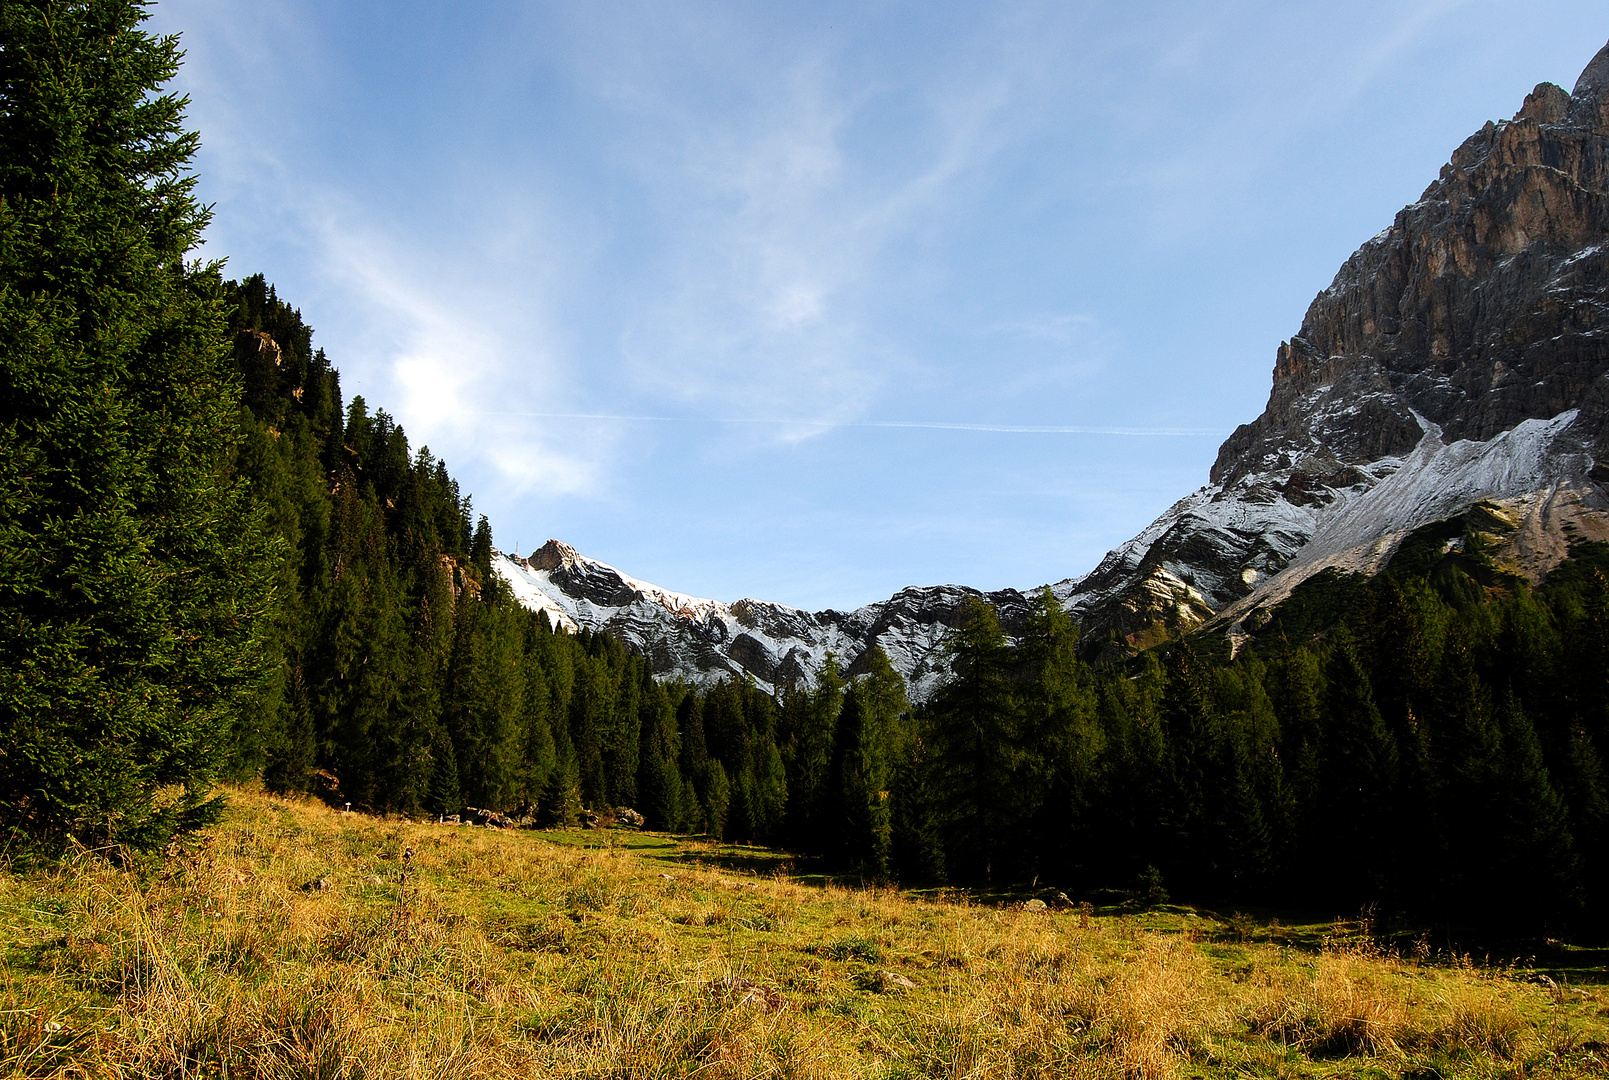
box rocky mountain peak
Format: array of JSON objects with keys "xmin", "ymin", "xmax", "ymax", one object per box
[
  {"xmin": 1516, "ymin": 82, "xmax": 1571, "ymax": 125},
  {"xmin": 1014, "ymin": 38, "xmax": 1609, "ymax": 653},
  {"xmin": 1569, "ymin": 40, "xmax": 1609, "ymax": 122},
  {"xmin": 528, "ymin": 539, "xmax": 583, "ymax": 571}
]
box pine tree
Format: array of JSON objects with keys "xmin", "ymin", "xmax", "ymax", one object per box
[
  {"xmin": 427, "ymin": 736, "xmax": 462, "ymax": 818},
  {"xmin": 1264, "ymin": 647, "xmax": 1325, "ymax": 863},
  {"xmin": 832, "ymin": 683, "xmax": 891, "ymax": 875},
  {"xmin": 517, "ymin": 649, "xmax": 557, "ymax": 808},
  {"xmin": 888, "ymin": 714, "xmax": 947, "ymax": 882},
  {"xmin": 0, "ymin": 2, "xmax": 275, "ymax": 850},
  {"xmin": 782, "ymin": 657, "xmax": 843, "ymax": 852},
  {"xmin": 1159, "ymin": 641, "xmax": 1219, "ymax": 892},
  {"xmin": 832, "ymin": 648, "xmax": 906, "ymax": 874},
  {"xmin": 751, "ymin": 737, "xmax": 789, "ymax": 844},
  {"xmin": 1016, "ymin": 588, "xmax": 1100, "ymax": 881},
  {"xmin": 1080, "ymin": 655, "xmax": 1167, "ymax": 886},
  {"xmin": 539, "ymin": 733, "xmax": 582, "ymax": 827},
  {"xmin": 636, "ymin": 682, "xmax": 684, "ymax": 830},
  {"xmin": 1488, "ymin": 692, "xmax": 1581, "ymax": 927}
]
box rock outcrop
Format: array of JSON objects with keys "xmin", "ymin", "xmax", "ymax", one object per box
[{"xmin": 498, "ymin": 41, "xmax": 1609, "ymax": 693}]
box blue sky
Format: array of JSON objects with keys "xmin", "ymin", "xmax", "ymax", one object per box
[{"xmin": 151, "ymin": 1, "xmax": 1606, "ymax": 611}]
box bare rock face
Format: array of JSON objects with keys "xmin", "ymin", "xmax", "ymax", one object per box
[
  {"xmin": 496, "ymin": 41, "xmax": 1609, "ymax": 692},
  {"xmin": 1058, "ymin": 41, "xmax": 1609, "ymax": 651},
  {"xmin": 1220, "ymin": 55, "xmax": 1609, "ymax": 476},
  {"xmin": 528, "ymin": 539, "xmax": 582, "ymax": 572}
]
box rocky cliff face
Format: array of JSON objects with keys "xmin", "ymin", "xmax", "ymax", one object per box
[
  {"xmin": 1052, "ymin": 41, "xmax": 1609, "ymax": 651},
  {"xmin": 498, "ymin": 41, "xmax": 1609, "ymax": 695}
]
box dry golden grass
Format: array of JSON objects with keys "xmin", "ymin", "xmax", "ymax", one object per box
[{"xmin": 2, "ymin": 787, "xmax": 1606, "ymax": 1079}]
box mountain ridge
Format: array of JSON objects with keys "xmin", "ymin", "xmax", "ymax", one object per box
[{"xmin": 496, "ymin": 39, "xmax": 1609, "ymax": 696}]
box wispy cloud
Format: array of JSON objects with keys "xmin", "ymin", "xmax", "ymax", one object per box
[
  {"xmin": 1340, "ymin": 0, "xmax": 1475, "ymax": 102},
  {"xmin": 303, "ymin": 207, "xmax": 606, "ymax": 498},
  {"xmin": 538, "ymin": 4, "xmax": 1076, "ymax": 431},
  {"xmin": 156, "ymin": 0, "xmax": 607, "ymax": 498},
  {"xmin": 452, "ymin": 411, "xmax": 1218, "ymax": 436}
]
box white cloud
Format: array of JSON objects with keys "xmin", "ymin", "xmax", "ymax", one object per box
[
  {"xmin": 154, "ymin": 0, "xmax": 605, "ymax": 499},
  {"xmin": 305, "ymin": 210, "xmax": 605, "ymax": 498},
  {"xmin": 1342, "ymin": 0, "xmax": 1475, "ymax": 101}
]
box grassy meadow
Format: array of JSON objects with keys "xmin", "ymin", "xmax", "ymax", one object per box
[{"xmin": 3, "ymin": 788, "xmax": 1607, "ymax": 1079}]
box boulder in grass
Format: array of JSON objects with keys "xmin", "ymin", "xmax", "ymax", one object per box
[{"xmin": 464, "ymin": 806, "xmax": 516, "ymax": 829}]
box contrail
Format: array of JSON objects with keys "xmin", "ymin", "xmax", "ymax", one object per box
[{"xmin": 459, "ymin": 411, "xmax": 1217, "ymax": 436}]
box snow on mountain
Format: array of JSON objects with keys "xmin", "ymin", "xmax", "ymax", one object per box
[
  {"xmin": 494, "ymin": 555, "xmax": 580, "ymax": 634},
  {"xmin": 492, "ymin": 541, "xmax": 1030, "ymax": 700}
]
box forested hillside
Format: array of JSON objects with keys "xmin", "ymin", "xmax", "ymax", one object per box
[
  {"xmin": 224, "ymin": 289, "xmax": 913, "ymax": 858},
  {"xmin": 906, "ymin": 539, "xmax": 1609, "ymax": 934},
  {"xmin": 226, "ymin": 278, "xmax": 676, "ymax": 823}
]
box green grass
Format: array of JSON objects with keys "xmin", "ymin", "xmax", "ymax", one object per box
[{"xmin": 3, "ymin": 786, "xmax": 1607, "ymax": 1078}]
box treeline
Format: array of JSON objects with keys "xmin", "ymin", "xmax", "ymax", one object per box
[{"xmin": 883, "ymin": 532, "xmax": 1609, "ymax": 934}]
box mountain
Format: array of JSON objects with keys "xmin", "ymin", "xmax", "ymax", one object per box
[
  {"xmin": 495, "ymin": 541, "xmax": 1033, "ymax": 701},
  {"xmin": 1063, "ymin": 42, "xmax": 1609, "ymax": 653},
  {"xmin": 497, "ymin": 40, "xmax": 1609, "ymax": 697}
]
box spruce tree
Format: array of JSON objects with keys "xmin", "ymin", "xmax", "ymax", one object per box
[
  {"xmin": 703, "ymin": 759, "xmax": 731, "ymax": 838},
  {"xmin": 0, "ymin": 1, "xmax": 274, "ymax": 850},
  {"xmin": 831, "ymin": 683, "xmax": 892, "ymax": 875},
  {"xmin": 1017, "ymin": 588, "xmax": 1100, "ymax": 881},
  {"xmin": 1159, "ymin": 641, "xmax": 1219, "ymax": 892},
  {"xmin": 427, "ymin": 736, "xmax": 462, "ymax": 818},
  {"xmin": 927, "ymin": 598, "xmax": 1018, "ymax": 880},
  {"xmin": 1081, "ymin": 655, "xmax": 1166, "ymax": 886},
  {"xmin": 636, "ymin": 682, "xmax": 684, "ymax": 830},
  {"xmin": 539, "ymin": 734, "xmax": 582, "ymax": 827},
  {"xmin": 781, "ymin": 655, "xmax": 842, "ymax": 852},
  {"xmin": 1489, "ymin": 692, "xmax": 1581, "ymax": 928}
]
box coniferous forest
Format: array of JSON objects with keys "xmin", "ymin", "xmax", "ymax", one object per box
[{"xmin": 4, "ymin": 1, "xmax": 1609, "ymax": 944}]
